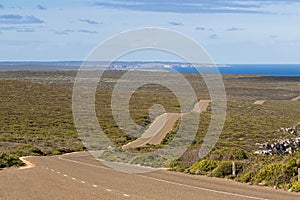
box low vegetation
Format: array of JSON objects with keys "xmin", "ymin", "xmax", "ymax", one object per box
[
  {"xmin": 1, "ymin": 70, "xmax": 300, "ymax": 192},
  {"xmin": 170, "ymin": 147, "xmax": 300, "ymax": 191},
  {"xmin": 0, "ymin": 152, "xmax": 24, "ymax": 168}
]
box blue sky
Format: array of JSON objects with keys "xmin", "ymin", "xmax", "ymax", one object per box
[{"xmin": 0, "ymin": 0, "xmax": 300, "ymax": 63}]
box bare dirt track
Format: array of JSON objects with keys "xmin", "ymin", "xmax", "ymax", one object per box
[
  {"xmin": 1, "ymin": 152, "xmax": 300, "ymax": 200},
  {"xmin": 123, "ymin": 100, "xmax": 211, "ymax": 150},
  {"xmin": 291, "ymin": 96, "xmax": 300, "ymax": 101},
  {"xmin": 253, "ymin": 100, "xmax": 266, "ymax": 105},
  {"xmin": 192, "ymin": 100, "xmax": 211, "ymax": 113},
  {"xmin": 122, "ymin": 113, "xmax": 181, "ymax": 150}
]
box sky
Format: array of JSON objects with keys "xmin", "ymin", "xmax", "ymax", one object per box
[{"xmin": 0, "ymin": 0, "xmax": 300, "ymax": 64}]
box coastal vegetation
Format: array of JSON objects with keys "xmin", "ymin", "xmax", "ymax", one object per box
[{"xmin": 1, "ymin": 70, "xmax": 300, "ymax": 191}]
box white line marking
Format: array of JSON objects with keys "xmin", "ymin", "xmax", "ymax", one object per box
[
  {"xmin": 59, "ymin": 155, "xmax": 268, "ymax": 200},
  {"xmin": 57, "ymin": 171, "xmax": 60, "ymax": 174},
  {"xmin": 123, "ymin": 194, "xmax": 130, "ymax": 197},
  {"xmin": 106, "ymin": 189, "xmax": 112, "ymax": 192},
  {"xmin": 137, "ymin": 174, "xmax": 268, "ymax": 200},
  {"xmin": 64, "ymin": 174, "xmax": 68, "ymax": 177},
  {"xmin": 93, "ymin": 185, "xmax": 98, "ymax": 188},
  {"xmin": 51, "ymin": 169, "xmax": 54, "ymax": 172},
  {"xmin": 81, "ymin": 181, "xmax": 86, "ymax": 184},
  {"xmin": 19, "ymin": 156, "xmax": 36, "ymax": 169},
  {"xmin": 72, "ymin": 178, "xmax": 76, "ymax": 180},
  {"xmin": 59, "ymin": 156, "xmax": 109, "ymax": 170}
]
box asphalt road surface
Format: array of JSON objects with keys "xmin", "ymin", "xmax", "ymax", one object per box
[{"xmin": 1, "ymin": 152, "xmax": 299, "ymax": 200}]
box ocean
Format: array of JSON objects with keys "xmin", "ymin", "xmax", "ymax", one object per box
[
  {"xmin": 0, "ymin": 62, "xmax": 299, "ymax": 76},
  {"xmin": 171, "ymin": 64, "xmax": 300, "ymax": 76}
]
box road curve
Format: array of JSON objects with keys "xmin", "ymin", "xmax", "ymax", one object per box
[{"xmin": 1, "ymin": 152, "xmax": 299, "ymax": 200}]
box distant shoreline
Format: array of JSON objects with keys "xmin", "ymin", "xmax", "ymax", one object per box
[{"xmin": 0, "ymin": 62, "xmax": 299, "ymax": 76}]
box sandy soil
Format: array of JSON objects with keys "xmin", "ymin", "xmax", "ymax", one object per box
[
  {"xmin": 254, "ymin": 100, "xmax": 266, "ymax": 105},
  {"xmin": 123, "ymin": 100, "xmax": 211, "ymax": 150}
]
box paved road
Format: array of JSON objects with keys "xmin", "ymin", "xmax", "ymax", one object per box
[{"xmin": 1, "ymin": 152, "xmax": 299, "ymax": 200}]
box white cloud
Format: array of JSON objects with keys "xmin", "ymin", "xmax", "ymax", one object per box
[{"xmin": 0, "ymin": 14, "xmax": 44, "ymax": 24}]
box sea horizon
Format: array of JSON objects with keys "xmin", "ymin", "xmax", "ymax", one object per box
[{"xmin": 0, "ymin": 61, "xmax": 299, "ymax": 76}]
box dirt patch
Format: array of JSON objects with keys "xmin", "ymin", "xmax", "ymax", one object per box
[
  {"xmin": 254, "ymin": 100, "xmax": 266, "ymax": 105},
  {"xmin": 291, "ymin": 96, "xmax": 300, "ymax": 101},
  {"xmin": 123, "ymin": 100, "xmax": 211, "ymax": 150},
  {"xmin": 122, "ymin": 113, "xmax": 181, "ymax": 150},
  {"xmin": 192, "ymin": 100, "xmax": 211, "ymax": 113}
]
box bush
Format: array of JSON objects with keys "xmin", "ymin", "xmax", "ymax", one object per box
[
  {"xmin": 290, "ymin": 181, "xmax": 300, "ymax": 192},
  {"xmin": 166, "ymin": 159, "xmax": 185, "ymax": 172},
  {"xmin": 211, "ymin": 161, "xmax": 233, "ymax": 178},
  {"xmin": 253, "ymin": 159, "xmax": 300, "ymax": 187},
  {"xmin": 254, "ymin": 163, "xmax": 285, "ymax": 186},
  {"xmin": 130, "ymin": 153, "xmax": 167, "ymax": 168},
  {"xmin": 209, "ymin": 147, "xmax": 248, "ymax": 161},
  {"xmin": 0, "ymin": 153, "xmax": 24, "ymax": 169},
  {"xmin": 16, "ymin": 145, "xmax": 44, "ymax": 156},
  {"xmin": 238, "ymin": 171, "xmax": 255, "ymax": 183},
  {"xmin": 211, "ymin": 161, "xmax": 244, "ymax": 178},
  {"xmin": 236, "ymin": 163, "xmax": 262, "ymax": 183},
  {"xmin": 187, "ymin": 160, "xmax": 219, "ymax": 175}
]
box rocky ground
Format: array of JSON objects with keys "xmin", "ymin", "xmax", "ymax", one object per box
[{"xmin": 255, "ymin": 124, "xmax": 300, "ymax": 155}]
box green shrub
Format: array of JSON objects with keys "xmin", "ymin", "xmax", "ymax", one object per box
[
  {"xmin": 253, "ymin": 159, "xmax": 300, "ymax": 187},
  {"xmin": 166, "ymin": 159, "xmax": 185, "ymax": 172},
  {"xmin": 282, "ymin": 158, "xmax": 299, "ymax": 183},
  {"xmin": 188, "ymin": 160, "xmax": 219, "ymax": 175},
  {"xmin": 130, "ymin": 153, "xmax": 166, "ymax": 168},
  {"xmin": 211, "ymin": 161, "xmax": 244, "ymax": 178},
  {"xmin": 209, "ymin": 147, "xmax": 248, "ymax": 161},
  {"xmin": 50, "ymin": 150, "xmax": 62, "ymax": 156},
  {"xmin": 290, "ymin": 181, "xmax": 300, "ymax": 192},
  {"xmin": 254, "ymin": 163, "xmax": 285, "ymax": 186},
  {"xmin": 16, "ymin": 145, "xmax": 44, "ymax": 156},
  {"xmin": 236, "ymin": 163, "xmax": 262, "ymax": 183},
  {"xmin": 211, "ymin": 161, "xmax": 233, "ymax": 178},
  {"xmin": 0, "ymin": 153, "xmax": 24, "ymax": 169},
  {"xmin": 238, "ymin": 170, "xmax": 255, "ymax": 183}
]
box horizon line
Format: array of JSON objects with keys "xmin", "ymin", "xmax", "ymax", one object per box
[{"xmin": 0, "ymin": 60, "xmax": 300, "ymax": 65}]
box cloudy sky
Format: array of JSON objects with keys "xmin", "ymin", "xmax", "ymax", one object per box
[{"xmin": 0, "ymin": 0, "xmax": 300, "ymax": 64}]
